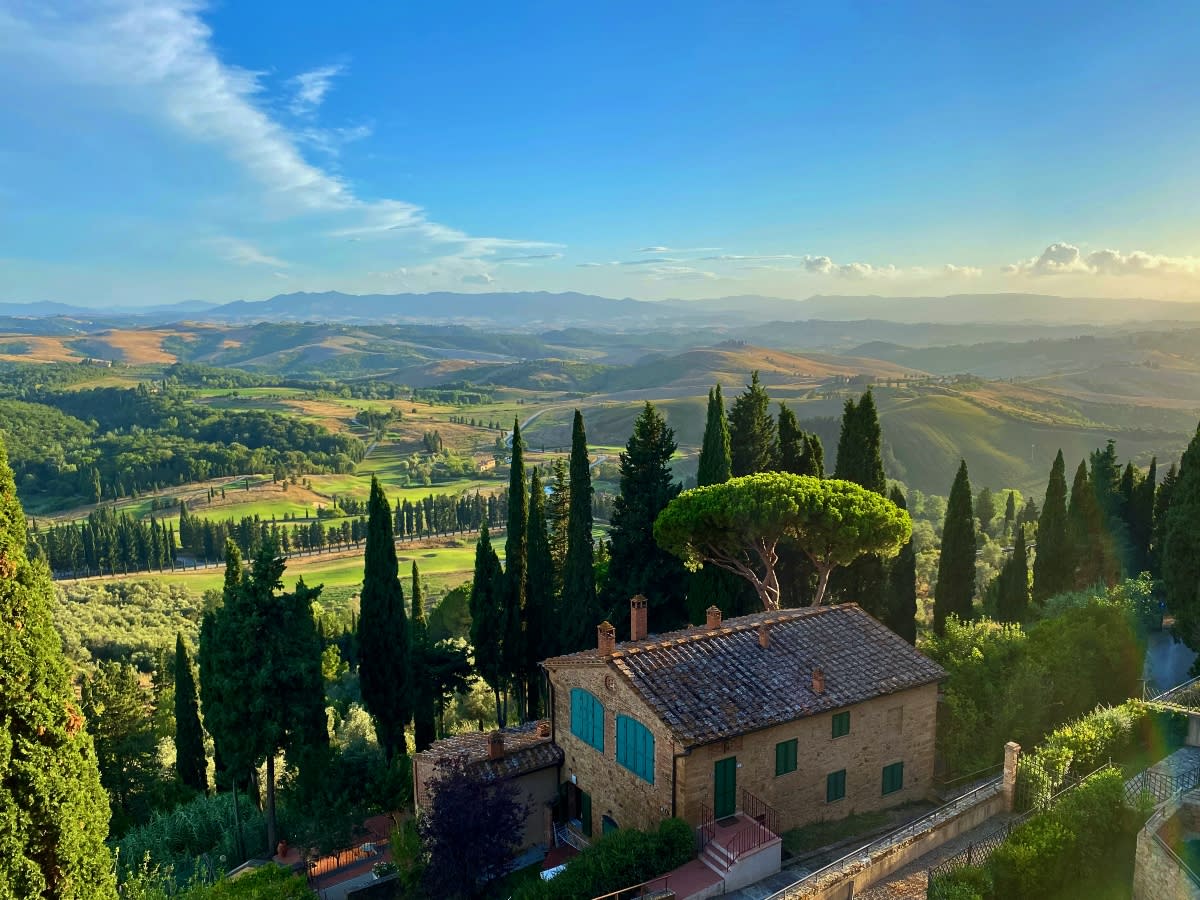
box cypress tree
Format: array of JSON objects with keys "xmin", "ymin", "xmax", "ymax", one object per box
[
  {"xmin": 831, "ymin": 389, "xmax": 887, "ymax": 614},
  {"xmin": 934, "ymin": 460, "xmax": 976, "ymax": 634},
  {"xmin": 174, "ymin": 632, "xmax": 208, "ymax": 793},
  {"xmin": 1163, "ymin": 427, "xmax": 1200, "ymax": 650},
  {"xmin": 469, "ymin": 523, "xmax": 509, "ymax": 725},
  {"xmin": 546, "ymin": 457, "xmax": 570, "ymax": 590},
  {"xmin": 728, "ymin": 371, "xmax": 777, "ymax": 477},
  {"xmin": 697, "ymin": 386, "xmax": 732, "ymax": 486},
  {"xmin": 525, "ymin": 468, "xmax": 554, "ymax": 718},
  {"xmin": 1127, "ymin": 458, "xmax": 1156, "ymax": 576},
  {"xmin": 976, "ymin": 488, "xmax": 996, "ymax": 534},
  {"xmin": 805, "ymin": 434, "xmax": 826, "ymax": 478},
  {"xmin": 688, "ymin": 386, "xmax": 746, "ymax": 620},
  {"xmin": 1068, "ymin": 460, "xmax": 1118, "ymax": 589},
  {"xmin": 607, "ymin": 402, "xmax": 688, "ymax": 631},
  {"xmin": 834, "ymin": 389, "xmax": 886, "ymax": 493},
  {"xmin": 560, "ymin": 410, "xmax": 600, "ymax": 653},
  {"xmin": 411, "ymin": 563, "xmax": 436, "ymax": 752},
  {"xmin": 883, "ymin": 486, "xmax": 918, "ymax": 642},
  {"xmin": 995, "ymin": 528, "xmax": 1030, "ymax": 624},
  {"xmin": 504, "ymin": 420, "xmax": 528, "ymax": 719},
  {"xmin": 777, "ymin": 403, "xmax": 820, "ymax": 476},
  {"xmin": 1090, "ymin": 440, "xmax": 1130, "ymax": 574},
  {"xmin": 0, "ymin": 436, "xmax": 116, "ymax": 898},
  {"xmin": 1032, "ymin": 450, "xmax": 1072, "ymax": 603},
  {"xmin": 356, "ymin": 477, "xmax": 411, "ymax": 764},
  {"xmin": 1152, "ymin": 462, "xmax": 1178, "ymax": 578},
  {"xmin": 1004, "ymin": 490, "xmax": 1017, "ymax": 532}
]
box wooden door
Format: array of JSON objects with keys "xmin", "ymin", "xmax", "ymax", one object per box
[{"xmin": 714, "ymin": 756, "xmax": 737, "ymax": 819}]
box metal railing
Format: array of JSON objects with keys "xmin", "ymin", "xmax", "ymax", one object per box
[
  {"xmin": 742, "ymin": 788, "xmax": 780, "ymax": 836},
  {"xmin": 588, "ymin": 872, "xmax": 675, "ymax": 900},
  {"xmin": 763, "ymin": 774, "xmax": 1003, "ymax": 900},
  {"xmin": 1126, "ymin": 761, "xmax": 1200, "ymax": 806},
  {"xmin": 697, "ymin": 804, "xmax": 716, "ymax": 851},
  {"xmin": 1145, "ymin": 796, "xmax": 1200, "ymax": 891},
  {"xmin": 726, "ymin": 819, "xmax": 777, "ymax": 864},
  {"xmin": 555, "ymin": 822, "xmax": 591, "ymax": 852}
]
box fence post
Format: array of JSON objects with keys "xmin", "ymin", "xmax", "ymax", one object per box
[{"xmin": 1002, "ymin": 741, "xmax": 1021, "ymax": 812}]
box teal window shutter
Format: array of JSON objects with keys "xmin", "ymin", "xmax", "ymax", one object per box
[
  {"xmin": 832, "ymin": 711, "xmax": 850, "ymax": 738},
  {"xmin": 775, "ymin": 739, "xmax": 798, "ymax": 776},
  {"xmin": 570, "ymin": 689, "xmax": 605, "ymax": 752},
  {"xmin": 616, "ymin": 715, "xmax": 655, "ymax": 783}
]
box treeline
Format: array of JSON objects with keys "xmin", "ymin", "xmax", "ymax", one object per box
[
  {"xmin": 31, "ymin": 489, "xmax": 511, "ymax": 577},
  {"xmin": 1, "ymin": 382, "xmax": 363, "ymax": 506}
]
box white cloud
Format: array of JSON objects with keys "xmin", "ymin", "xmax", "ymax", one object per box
[
  {"xmin": 461, "ymin": 273, "xmax": 495, "ymax": 285},
  {"xmin": 212, "ymin": 237, "xmax": 289, "ymax": 268},
  {"xmin": 1005, "ymin": 243, "xmax": 1200, "ymax": 278},
  {"xmin": 0, "ymin": 1, "xmax": 556, "ymax": 256},
  {"xmin": 289, "ymin": 64, "xmax": 343, "ymax": 117},
  {"xmin": 943, "ymin": 263, "xmax": 984, "ymax": 278}
]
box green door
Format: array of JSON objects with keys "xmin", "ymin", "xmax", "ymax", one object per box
[{"xmin": 714, "ymin": 757, "xmax": 737, "ymax": 819}]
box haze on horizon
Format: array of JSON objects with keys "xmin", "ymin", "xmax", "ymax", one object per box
[{"xmin": 1, "ymin": 1, "xmax": 1198, "ymax": 308}]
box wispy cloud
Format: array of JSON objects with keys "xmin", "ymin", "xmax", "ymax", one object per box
[
  {"xmin": 212, "ymin": 237, "xmax": 289, "ymax": 268},
  {"xmin": 289, "ymin": 63, "xmax": 343, "ymax": 117},
  {"xmin": 0, "ymin": 1, "xmax": 556, "ymax": 266},
  {"xmin": 637, "ymin": 245, "xmax": 722, "ymax": 254},
  {"xmin": 943, "ymin": 263, "xmax": 984, "ymax": 278},
  {"xmin": 1004, "ymin": 242, "xmax": 1200, "ymax": 278}
]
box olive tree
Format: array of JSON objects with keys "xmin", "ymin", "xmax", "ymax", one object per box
[{"xmin": 654, "ymin": 473, "xmax": 911, "ymax": 609}]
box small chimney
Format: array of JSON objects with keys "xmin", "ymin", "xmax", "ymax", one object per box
[
  {"xmin": 812, "ymin": 667, "xmax": 825, "ymax": 695},
  {"xmin": 758, "ymin": 621, "xmax": 770, "ymax": 649},
  {"xmin": 487, "ymin": 731, "xmax": 504, "ymax": 761},
  {"xmin": 597, "ymin": 621, "xmax": 616, "ymax": 657},
  {"xmin": 706, "ymin": 605, "xmax": 722, "ymax": 631},
  {"xmin": 537, "ymin": 721, "xmax": 551, "ymax": 739},
  {"xmin": 630, "ymin": 595, "xmax": 648, "ymax": 642}
]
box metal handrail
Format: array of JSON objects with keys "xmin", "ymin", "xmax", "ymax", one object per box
[
  {"xmin": 742, "ymin": 787, "xmax": 781, "ymax": 835},
  {"xmin": 727, "ymin": 819, "xmax": 777, "ymax": 863},
  {"xmin": 1152, "ymin": 832, "xmax": 1200, "ymax": 890},
  {"xmin": 588, "ymin": 872, "xmax": 672, "ymax": 900},
  {"xmin": 763, "ymin": 774, "xmax": 1004, "ymax": 900},
  {"xmin": 698, "ymin": 804, "xmax": 716, "ymax": 850}
]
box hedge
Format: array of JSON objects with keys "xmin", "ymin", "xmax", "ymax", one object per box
[
  {"xmin": 932, "ymin": 768, "xmax": 1144, "ymax": 900},
  {"xmin": 1014, "ymin": 700, "xmax": 1186, "ymax": 810},
  {"xmin": 514, "ymin": 818, "xmax": 694, "ymax": 900}
]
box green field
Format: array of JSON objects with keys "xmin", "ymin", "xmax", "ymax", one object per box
[{"xmin": 67, "ymin": 539, "xmax": 483, "ymax": 599}]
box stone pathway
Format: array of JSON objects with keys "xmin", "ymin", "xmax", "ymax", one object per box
[{"xmin": 852, "ymin": 816, "xmax": 1014, "ymax": 900}]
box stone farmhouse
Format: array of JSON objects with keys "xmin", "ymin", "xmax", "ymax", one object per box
[
  {"xmin": 413, "ymin": 721, "xmax": 563, "ymax": 854},
  {"xmin": 541, "ymin": 598, "xmax": 945, "ymax": 878}
]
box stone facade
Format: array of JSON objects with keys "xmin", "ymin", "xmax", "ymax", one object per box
[
  {"xmin": 547, "ymin": 656, "xmax": 938, "ymax": 837},
  {"xmin": 1134, "ymin": 789, "xmax": 1200, "ymax": 900}
]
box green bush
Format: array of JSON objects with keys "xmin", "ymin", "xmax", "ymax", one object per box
[{"xmin": 514, "ymin": 818, "xmax": 695, "ymax": 900}]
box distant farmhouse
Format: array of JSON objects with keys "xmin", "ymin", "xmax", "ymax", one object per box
[{"xmin": 542, "ymin": 600, "xmax": 945, "ymax": 846}]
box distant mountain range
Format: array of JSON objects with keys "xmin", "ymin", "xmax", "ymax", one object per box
[{"xmin": 0, "ymin": 290, "xmax": 1197, "ymax": 329}]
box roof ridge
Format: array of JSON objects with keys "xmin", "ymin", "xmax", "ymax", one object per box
[{"xmin": 612, "ymin": 603, "xmax": 850, "ymax": 659}]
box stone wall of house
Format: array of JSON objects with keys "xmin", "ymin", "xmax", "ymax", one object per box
[
  {"xmin": 548, "ymin": 659, "xmax": 938, "ymax": 836},
  {"xmin": 412, "ymin": 758, "xmax": 559, "ymax": 853},
  {"xmin": 547, "ymin": 660, "xmax": 682, "ymax": 837},
  {"xmin": 677, "ymin": 682, "xmax": 938, "ymax": 832}
]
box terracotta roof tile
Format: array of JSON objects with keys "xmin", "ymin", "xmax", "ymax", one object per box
[
  {"xmin": 545, "ymin": 604, "xmax": 945, "ymax": 746},
  {"xmin": 416, "ymin": 720, "xmax": 563, "ymax": 782}
]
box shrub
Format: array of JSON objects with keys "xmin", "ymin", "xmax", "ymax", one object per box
[{"xmin": 515, "ymin": 818, "xmax": 695, "ymax": 900}]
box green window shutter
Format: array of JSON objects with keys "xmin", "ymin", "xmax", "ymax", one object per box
[
  {"xmin": 827, "ymin": 769, "xmax": 846, "ymax": 802},
  {"xmin": 581, "ymin": 791, "xmax": 592, "ymax": 836},
  {"xmin": 775, "ymin": 739, "xmax": 798, "ymax": 776},
  {"xmin": 616, "ymin": 715, "xmax": 655, "ymax": 783},
  {"xmin": 882, "ymin": 761, "xmax": 904, "ymax": 795},
  {"xmin": 832, "ymin": 711, "xmax": 850, "ymax": 738}
]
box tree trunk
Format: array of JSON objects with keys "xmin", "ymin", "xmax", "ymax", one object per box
[
  {"xmin": 265, "ymin": 755, "xmax": 277, "ymax": 857},
  {"xmin": 813, "ymin": 565, "xmax": 833, "ymax": 607}
]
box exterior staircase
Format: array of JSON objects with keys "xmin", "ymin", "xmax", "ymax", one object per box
[{"xmin": 697, "ymin": 791, "xmax": 783, "ymax": 892}]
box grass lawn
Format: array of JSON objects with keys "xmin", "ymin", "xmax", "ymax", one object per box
[
  {"xmin": 781, "ymin": 810, "xmax": 893, "ymax": 857},
  {"xmin": 485, "ymin": 861, "xmax": 544, "ymax": 898},
  {"xmin": 69, "ymin": 537, "xmax": 480, "ymax": 599}
]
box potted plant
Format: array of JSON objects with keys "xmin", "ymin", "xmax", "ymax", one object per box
[{"xmin": 372, "ymin": 861, "xmax": 398, "ymax": 880}]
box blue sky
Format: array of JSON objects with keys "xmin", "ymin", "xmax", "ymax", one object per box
[{"xmin": 1, "ymin": 0, "xmax": 1198, "ymax": 306}]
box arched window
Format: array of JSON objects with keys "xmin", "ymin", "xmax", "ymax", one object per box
[
  {"xmin": 616, "ymin": 715, "xmax": 656, "ymax": 784},
  {"xmin": 570, "ymin": 688, "xmax": 605, "ymax": 751}
]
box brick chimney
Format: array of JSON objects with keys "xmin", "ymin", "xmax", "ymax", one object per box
[
  {"xmin": 630, "ymin": 595, "xmax": 648, "ymax": 641},
  {"xmin": 706, "ymin": 605, "xmax": 722, "ymax": 631},
  {"xmin": 758, "ymin": 621, "xmax": 770, "ymax": 649},
  {"xmin": 812, "ymin": 667, "xmax": 825, "ymax": 695},
  {"xmin": 597, "ymin": 621, "xmax": 616, "ymax": 657},
  {"xmin": 487, "ymin": 731, "xmax": 504, "ymax": 761}
]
